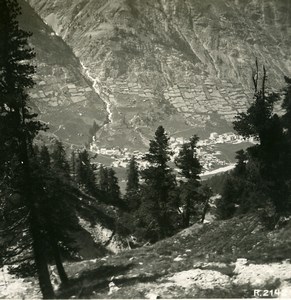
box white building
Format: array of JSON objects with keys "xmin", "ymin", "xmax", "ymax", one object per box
[{"xmin": 210, "ymin": 132, "xmax": 219, "ymax": 140}]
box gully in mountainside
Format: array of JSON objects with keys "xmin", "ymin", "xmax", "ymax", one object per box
[{"xmin": 80, "ymin": 62, "xmax": 114, "ymax": 125}]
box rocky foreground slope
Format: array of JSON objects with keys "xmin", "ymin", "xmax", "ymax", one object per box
[
  {"xmin": 26, "ymin": 0, "xmax": 291, "ymax": 149},
  {"xmin": 2, "ymin": 214, "xmax": 291, "ymax": 298}
]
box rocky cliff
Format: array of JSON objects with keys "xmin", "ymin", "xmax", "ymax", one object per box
[{"xmin": 26, "ymin": 0, "xmax": 291, "ymax": 149}]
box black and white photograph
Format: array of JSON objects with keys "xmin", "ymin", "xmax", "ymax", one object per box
[{"xmin": 0, "ymin": 0, "xmax": 291, "ymax": 298}]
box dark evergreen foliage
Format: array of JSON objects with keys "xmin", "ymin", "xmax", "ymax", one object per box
[
  {"xmin": 51, "ymin": 140, "xmax": 71, "ymax": 180},
  {"xmin": 98, "ymin": 165, "xmax": 109, "ymax": 193},
  {"xmin": 125, "ymin": 156, "xmax": 140, "ymax": 211},
  {"xmin": 33, "ymin": 144, "xmax": 79, "ymax": 285},
  {"xmin": 175, "ymin": 135, "xmax": 204, "ymax": 227},
  {"xmin": 76, "ymin": 149, "xmax": 97, "ymax": 195},
  {"xmin": 126, "ymin": 156, "xmax": 139, "ymax": 193},
  {"xmin": 203, "ymin": 172, "xmax": 228, "ymax": 195},
  {"xmin": 0, "ymin": 0, "xmax": 55, "ymax": 296},
  {"xmin": 107, "ymin": 168, "xmax": 121, "ymax": 203},
  {"xmin": 140, "ymin": 126, "xmax": 179, "ymax": 240},
  {"xmin": 175, "ymin": 135, "xmax": 202, "ymax": 180},
  {"xmin": 218, "ymin": 62, "xmax": 291, "ymax": 223}
]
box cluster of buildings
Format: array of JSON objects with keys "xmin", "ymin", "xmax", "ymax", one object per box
[
  {"xmin": 90, "ymin": 132, "xmax": 255, "ymax": 173},
  {"xmin": 206, "ymin": 132, "xmax": 256, "ymax": 145}
]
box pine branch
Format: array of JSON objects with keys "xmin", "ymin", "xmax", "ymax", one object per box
[
  {"xmin": 3, "ymin": 242, "xmax": 32, "ymax": 261},
  {"xmin": 0, "ymin": 212, "xmax": 29, "ymax": 235},
  {"xmin": 3, "ymin": 255, "xmax": 34, "ymax": 266}
]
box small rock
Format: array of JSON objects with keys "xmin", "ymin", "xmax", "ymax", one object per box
[
  {"xmin": 108, "ymin": 281, "xmax": 120, "ymax": 295},
  {"xmin": 234, "ymin": 258, "xmax": 248, "ymax": 274},
  {"xmin": 173, "ymin": 256, "xmax": 184, "ymax": 262},
  {"xmin": 193, "ymin": 262, "xmax": 203, "ymax": 268},
  {"xmin": 236, "ymin": 258, "xmax": 248, "ymax": 265},
  {"xmin": 283, "ymin": 259, "xmax": 291, "ymax": 264},
  {"xmin": 146, "ymin": 292, "xmax": 159, "ymax": 299}
]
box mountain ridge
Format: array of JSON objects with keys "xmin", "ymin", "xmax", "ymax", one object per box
[
  {"xmin": 19, "ymin": 0, "xmax": 108, "ymax": 146},
  {"xmin": 26, "ymin": 0, "xmax": 291, "ymax": 150}
]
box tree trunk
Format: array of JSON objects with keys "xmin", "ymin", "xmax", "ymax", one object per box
[
  {"xmin": 20, "ymin": 132, "xmax": 55, "ymax": 299},
  {"xmin": 183, "ymin": 209, "xmax": 190, "ymax": 228},
  {"xmin": 30, "ymin": 215, "xmax": 55, "ymax": 299},
  {"xmin": 49, "ymin": 231, "xmax": 68, "ymax": 285},
  {"xmin": 201, "ymin": 199, "xmax": 209, "ymax": 224},
  {"xmin": 183, "ymin": 198, "xmax": 190, "ymax": 228}
]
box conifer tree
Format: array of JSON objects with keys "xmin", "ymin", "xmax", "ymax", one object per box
[
  {"xmin": 98, "ymin": 165, "xmax": 109, "ymax": 192},
  {"xmin": 216, "ymin": 150, "xmax": 248, "ymax": 219},
  {"xmin": 0, "ymin": 0, "xmax": 54, "ymax": 296},
  {"xmin": 1, "ymin": 147, "xmax": 75, "ymax": 286},
  {"xmin": 107, "ymin": 168, "xmax": 121, "ymax": 202},
  {"xmin": 76, "ymin": 149, "xmax": 97, "ymax": 195},
  {"xmin": 279, "ymin": 76, "xmax": 291, "ymax": 214},
  {"xmin": 175, "ymin": 135, "xmax": 203, "ymax": 227},
  {"xmin": 199, "ymin": 185, "xmax": 212, "ymax": 223},
  {"xmin": 125, "ymin": 156, "xmax": 140, "ymax": 211},
  {"xmin": 34, "ymin": 145, "xmax": 74, "ymax": 285},
  {"xmin": 221, "ymin": 61, "xmax": 291, "ymax": 221},
  {"xmin": 141, "ymin": 126, "xmax": 178, "ymax": 240},
  {"xmin": 126, "ymin": 156, "xmax": 139, "ymax": 193},
  {"xmin": 216, "ymin": 177, "xmax": 237, "ymax": 220},
  {"xmin": 51, "ymin": 140, "xmax": 71, "ymax": 181}
]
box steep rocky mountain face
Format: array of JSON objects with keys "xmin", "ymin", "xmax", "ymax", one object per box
[
  {"xmin": 19, "ymin": 0, "xmax": 107, "ymax": 146},
  {"xmin": 26, "ymin": 0, "xmax": 291, "ymax": 149}
]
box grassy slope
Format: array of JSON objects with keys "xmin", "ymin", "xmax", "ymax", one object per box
[
  {"xmin": 56, "ymin": 214, "xmax": 291, "ymax": 298},
  {"xmin": 2, "ymin": 214, "xmax": 291, "ymax": 298}
]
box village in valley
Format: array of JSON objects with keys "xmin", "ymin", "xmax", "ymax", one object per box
[{"xmin": 90, "ymin": 131, "xmax": 256, "ymax": 176}]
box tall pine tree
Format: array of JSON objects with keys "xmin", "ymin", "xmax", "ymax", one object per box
[
  {"xmin": 125, "ymin": 156, "xmax": 140, "ymax": 211},
  {"xmin": 175, "ymin": 135, "xmax": 203, "ymax": 227},
  {"xmin": 220, "ymin": 61, "xmax": 291, "ymax": 222},
  {"xmin": 76, "ymin": 149, "xmax": 97, "ymax": 195},
  {"xmin": 51, "ymin": 140, "xmax": 71, "ymax": 181},
  {"xmin": 107, "ymin": 168, "xmax": 121, "ymax": 203},
  {"xmin": 141, "ymin": 126, "xmax": 178, "ymax": 240},
  {"xmin": 35, "ymin": 143, "xmax": 80, "ymax": 285},
  {"xmin": 0, "ymin": 0, "xmax": 55, "ymax": 297},
  {"xmin": 98, "ymin": 165, "xmax": 109, "ymax": 192}
]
